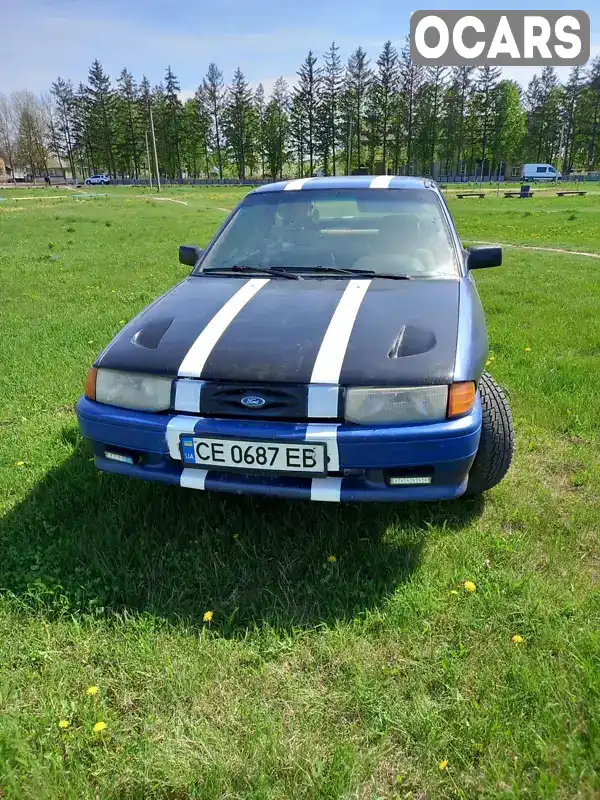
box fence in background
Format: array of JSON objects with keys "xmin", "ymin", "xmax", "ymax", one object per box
[{"xmin": 3, "ymin": 173, "xmax": 600, "ymax": 188}]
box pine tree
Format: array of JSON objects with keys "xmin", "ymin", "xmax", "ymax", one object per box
[
  {"xmin": 374, "ymin": 41, "xmax": 399, "ymax": 173},
  {"xmin": 475, "ymin": 66, "xmax": 502, "ymax": 174},
  {"xmin": 398, "ymin": 39, "xmax": 423, "ymax": 174},
  {"xmin": 86, "ymin": 59, "xmax": 116, "ymax": 177},
  {"xmin": 264, "ymin": 78, "xmax": 290, "ymax": 179},
  {"xmin": 294, "ymin": 50, "xmax": 320, "ymax": 175},
  {"xmin": 454, "ymin": 67, "xmax": 475, "ymax": 175},
  {"xmin": 72, "ymin": 82, "xmax": 94, "ymax": 176},
  {"xmin": 193, "ymin": 84, "xmax": 212, "ymax": 178},
  {"xmin": 164, "ymin": 66, "xmax": 182, "ymax": 179},
  {"xmin": 490, "ymin": 80, "xmax": 525, "ymax": 171},
  {"xmin": 345, "ymin": 46, "xmax": 371, "ymax": 171},
  {"xmin": 319, "ymin": 41, "xmax": 343, "ymax": 175},
  {"xmin": 584, "ymin": 57, "xmax": 600, "ymax": 170},
  {"xmin": 290, "ymin": 91, "xmax": 306, "ymax": 177},
  {"xmin": 561, "ymin": 67, "xmax": 584, "ymax": 175},
  {"xmin": 116, "ymin": 69, "xmax": 140, "ymax": 178},
  {"xmin": 50, "ymin": 77, "xmax": 77, "ymax": 179},
  {"xmin": 225, "ymin": 68, "xmax": 254, "ymax": 179},
  {"xmin": 253, "ymin": 84, "xmax": 266, "ymax": 178},
  {"xmin": 202, "ymin": 63, "xmax": 226, "ymax": 179}
]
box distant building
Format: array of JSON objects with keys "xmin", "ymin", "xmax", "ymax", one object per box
[{"xmin": 0, "ymin": 155, "xmax": 12, "ymax": 181}]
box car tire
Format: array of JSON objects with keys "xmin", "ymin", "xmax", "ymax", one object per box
[{"xmin": 465, "ymin": 372, "xmax": 514, "ymax": 496}]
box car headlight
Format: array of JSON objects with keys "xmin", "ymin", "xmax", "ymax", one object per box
[
  {"xmin": 85, "ymin": 368, "xmax": 172, "ymax": 411},
  {"xmin": 344, "ymin": 385, "xmax": 449, "ymax": 424}
]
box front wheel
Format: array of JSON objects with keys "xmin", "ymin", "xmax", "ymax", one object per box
[{"xmin": 466, "ymin": 372, "xmax": 514, "ymax": 495}]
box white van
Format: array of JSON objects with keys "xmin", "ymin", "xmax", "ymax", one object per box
[{"xmin": 521, "ymin": 164, "xmax": 561, "ymax": 182}]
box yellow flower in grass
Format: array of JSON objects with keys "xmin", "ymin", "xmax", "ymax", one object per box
[
  {"xmin": 439, "ymin": 760, "xmax": 449, "ymax": 771},
  {"xmin": 449, "ymin": 589, "xmax": 459, "ymax": 596},
  {"xmin": 327, "ymin": 554, "xmax": 337, "ymax": 563},
  {"xmin": 463, "ymin": 580, "xmax": 476, "ymax": 593},
  {"xmin": 524, "ymin": 347, "xmax": 532, "ymax": 352},
  {"xmin": 203, "ymin": 610, "xmax": 214, "ymax": 622},
  {"xmin": 86, "ymin": 685, "xmax": 99, "ymax": 696},
  {"xmin": 93, "ymin": 721, "xmax": 107, "ymax": 733},
  {"xmin": 15, "ymin": 461, "xmax": 25, "ymax": 467},
  {"xmin": 58, "ymin": 719, "xmax": 70, "ymax": 729},
  {"xmin": 511, "ymin": 634, "xmax": 524, "ymax": 644}
]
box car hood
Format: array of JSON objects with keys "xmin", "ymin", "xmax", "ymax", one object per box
[{"xmin": 96, "ymin": 275, "xmax": 460, "ymax": 387}]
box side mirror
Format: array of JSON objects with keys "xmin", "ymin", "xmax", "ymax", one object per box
[
  {"xmin": 179, "ymin": 244, "xmax": 203, "ymax": 267},
  {"xmin": 467, "ymin": 245, "xmax": 502, "ymax": 270}
]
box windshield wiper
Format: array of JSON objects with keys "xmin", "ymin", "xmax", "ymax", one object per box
[
  {"xmin": 202, "ymin": 265, "xmax": 302, "ymax": 280},
  {"xmin": 308, "ymin": 266, "xmax": 412, "ymax": 280}
]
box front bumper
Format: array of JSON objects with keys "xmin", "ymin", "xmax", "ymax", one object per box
[{"xmin": 76, "ymin": 397, "xmax": 482, "ymax": 503}]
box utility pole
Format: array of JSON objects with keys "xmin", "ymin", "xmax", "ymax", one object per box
[
  {"xmin": 148, "ymin": 101, "xmax": 161, "ymax": 192},
  {"xmin": 144, "ymin": 130, "xmax": 153, "ymax": 189}
]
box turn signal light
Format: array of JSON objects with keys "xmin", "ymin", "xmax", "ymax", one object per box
[
  {"xmin": 85, "ymin": 367, "xmax": 98, "ymax": 400},
  {"xmin": 448, "ymin": 381, "xmax": 476, "ymax": 418}
]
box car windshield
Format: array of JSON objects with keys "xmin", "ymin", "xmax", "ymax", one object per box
[{"xmin": 197, "ymin": 188, "xmax": 459, "ymax": 278}]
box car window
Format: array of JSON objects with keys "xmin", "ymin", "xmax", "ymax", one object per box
[
  {"xmin": 536, "ymin": 166, "xmax": 547, "ymax": 173},
  {"xmin": 199, "ymin": 188, "xmax": 459, "ymax": 278}
]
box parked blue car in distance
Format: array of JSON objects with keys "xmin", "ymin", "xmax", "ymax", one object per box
[{"xmin": 77, "ymin": 175, "xmax": 514, "ymax": 502}]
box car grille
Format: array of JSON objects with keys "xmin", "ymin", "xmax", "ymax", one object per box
[{"xmin": 199, "ymin": 382, "xmax": 310, "ymax": 420}]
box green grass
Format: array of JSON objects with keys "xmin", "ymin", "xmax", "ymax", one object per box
[{"xmin": 0, "ymin": 187, "xmax": 599, "ymax": 799}]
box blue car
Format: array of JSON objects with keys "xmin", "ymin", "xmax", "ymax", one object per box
[{"xmin": 77, "ymin": 176, "xmax": 514, "ymax": 503}]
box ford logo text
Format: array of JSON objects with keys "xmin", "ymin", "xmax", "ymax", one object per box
[{"xmin": 241, "ymin": 395, "xmax": 266, "ymax": 408}]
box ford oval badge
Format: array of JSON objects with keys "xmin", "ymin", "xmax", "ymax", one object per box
[{"xmin": 241, "ymin": 395, "xmax": 266, "ymax": 408}]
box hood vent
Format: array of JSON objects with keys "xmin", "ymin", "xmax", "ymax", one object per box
[
  {"xmin": 131, "ymin": 317, "xmax": 174, "ymax": 350},
  {"xmin": 388, "ymin": 324, "xmax": 436, "ymax": 359}
]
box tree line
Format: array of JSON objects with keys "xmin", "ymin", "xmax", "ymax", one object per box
[{"xmin": 1, "ymin": 40, "xmax": 600, "ymax": 182}]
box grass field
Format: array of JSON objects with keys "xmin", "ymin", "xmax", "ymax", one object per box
[{"xmin": 0, "ymin": 185, "xmax": 599, "ymax": 799}]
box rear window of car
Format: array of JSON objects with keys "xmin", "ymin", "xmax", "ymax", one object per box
[{"xmin": 198, "ymin": 188, "xmax": 459, "ymax": 278}]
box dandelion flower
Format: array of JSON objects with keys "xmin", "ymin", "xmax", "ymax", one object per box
[
  {"xmin": 58, "ymin": 719, "xmax": 70, "ymax": 729},
  {"xmin": 524, "ymin": 347, "xmax": 531, "ymax": 352},
  {"xmin": 203, "ymin": 610, "xmax": 213, "ymax": 622},
  {"xmin": 327, "ymin": 554, "xmax": 337, "ymax": 563},
  {"xmin": 439, "ymin": 760, "xmax": 449, "ymax": 771},
  {"xmin": 15, "ymin": 461, "xmax": 25, "ymax": 467},
  {"xmin": 511, "ymin": 634, "xmax": 524, "ymax": 644},
  {"xmin": 463, "ymin": 580, "xmax": 476, "ymax": 593},
  {"xmin": 86, "ymin": 685, "xmax": 99, "ymax": 696},
  {"xmin": 92, "ymin": 721, "xmax": 107, "ymax": 733}
]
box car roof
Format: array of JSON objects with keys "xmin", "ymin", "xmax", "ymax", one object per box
[{"xmin": 251, "ymin": 175, "xmax": 438, "ymax": 194}]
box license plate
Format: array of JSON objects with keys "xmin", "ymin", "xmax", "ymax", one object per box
[{"xmin": 180, "ymin": 435, "xmax": 328, "ymax": 477}]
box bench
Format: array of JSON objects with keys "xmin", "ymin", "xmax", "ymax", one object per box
[
  {"xmin": 456, "ymin": 192, "xmax": 485, "ymax": 198},
  {"xmin": 557, "ymin": 191, "xmax": 587, "ymax": 196}
]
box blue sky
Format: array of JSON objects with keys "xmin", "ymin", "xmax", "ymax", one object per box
[{"xmin": 3, "ymin": 0, "xmax": 599, "ymax": 98}]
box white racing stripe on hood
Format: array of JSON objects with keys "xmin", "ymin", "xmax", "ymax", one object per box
[
  {"xmin": 308, "ymin": 279, "xmax": 372, "ymax": 417},
  {"xmin": 178, "ymin": 278, "xmax": 270, "ymax": 378}
]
